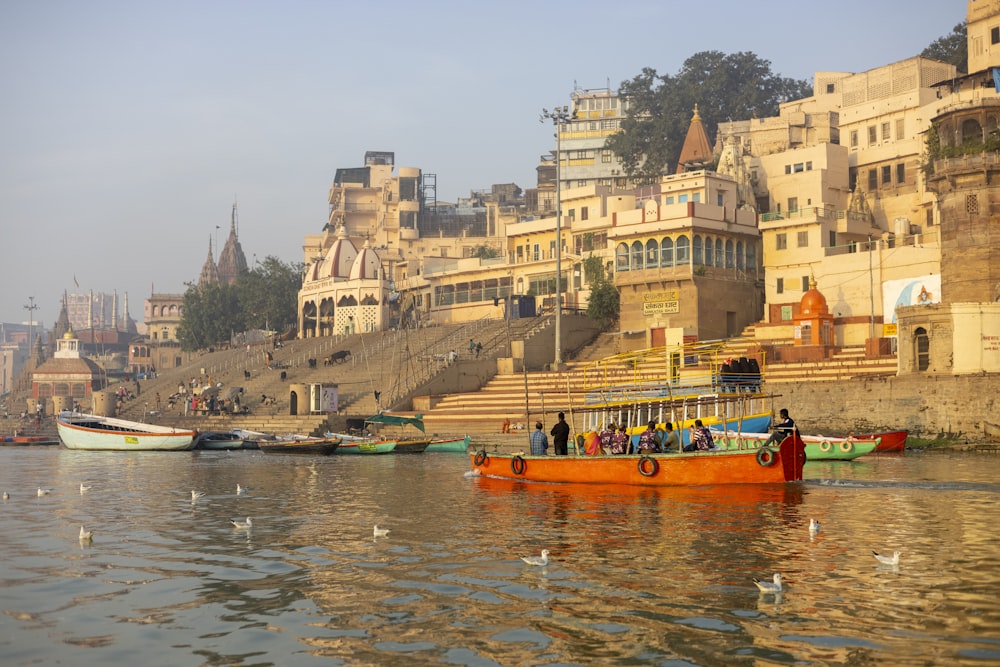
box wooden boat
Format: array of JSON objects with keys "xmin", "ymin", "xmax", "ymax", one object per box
[
  {"xmin": 392, "ymin": 438, "xmax": 431, "ymax": 454},
  {"xmin": 715, "ymin": 431, "xmax": 878, "ymax": 461},
  {"xmin": 336, "ymin": 438, "xmax": 399, "ymax": 454},
  {"xmin": 230, "ymin": 428, "xmax": 277, "ymax": 449},
  {"xmin": 425, "ymin": 435, "xmax": 472, "ymax": 453},
  {"xmin": 1, "ymin": 435, "xmax": 60, "ymax": 446},
  {"xmin": 469, "ymin": 434, "xmax": 805, "ymax": 486},
  {"xmin": 193, "ymin": 430, "xmax": 246, "ymax": 450},
  {"xmin": 854, "ymin": 429, "xmax": 908, "ymax": 452},
  {"xmin": 56, "ymin": 411, "xmax": 196, "ymax": 451},
  {"xmin": 259, "ymin": 435, "xmax": 341, "ymax": 455}
]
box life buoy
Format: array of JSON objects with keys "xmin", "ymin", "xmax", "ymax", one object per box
[
  {"xmin": 511, "ymin": 455, "xmax": 526, "ymax": 475},
  {"xmin": 839, "ymin": 440, "xmax": 852, "ymax": 453},
  {"xmin": 756, "ymin": 447, "xmax": 777, "ymax": 467},
  {"xmin": 474, "ymin": 449, "xmax": 487, "ymax": 466},
  {"xmin": 638, "ymin": 455, "xmax": 658, "ymax": 476},
  {"xmin": 819, "ymin": 439, "xmax": 832, "ymax": 453}
]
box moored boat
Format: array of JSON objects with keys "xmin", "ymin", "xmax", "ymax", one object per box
[
  {"xmin": 425, "ymin": 435, "xmax": 471, "ymax": 453},
  {"xmin": 853, "ymin": 429, "xmax": 907, "ymax": 452},
  {"xmin": 56, "ymin": 411, "xmax": 196, "ymax": 451},
  {"xmin": 715, "ymin": 431, "xmax": 879, "ymax": 461},
  {"xmin": 1, "ymin": 435, "xmax": 60, "ymax": 446},
  {"xmin": 336, "ymin": 438, "xmax": 399, "ymax": 454},
  {"xmin": 259, "ymin": 435, "xmax": 341, "ymax": 455},
  {"xmin": 193, "ymin": 430, "xmax": 247, "ymax": 450},
  {"xmin": 469, "ymin": 434, "xmax": 805, "ymax": 486}
]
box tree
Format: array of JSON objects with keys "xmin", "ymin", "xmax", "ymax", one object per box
[
  {"xmin": 922, "ymin": 23, "xmax": 967, "ymax": 72},
  {"xmin": 176, "ymin": 281, "xmax": 243, "ymax": 351},
  {"xmin": 606, "ymin": 51, "xmax": 812, "ymax": 179},
  {"xmin": 583, "ymin": 255, "xmax": 619, "ymax": 329},
  {"xmin": 471, "ymin": 245, "xmax": 500, "ymax": 260}
]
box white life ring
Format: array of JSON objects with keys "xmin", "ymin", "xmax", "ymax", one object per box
[{"xmin": 819, "ymin": 439, "xmax": 832, "ymax": 453}]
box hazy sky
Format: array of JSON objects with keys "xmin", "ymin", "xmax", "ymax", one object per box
[{"xmin": 0, "ymin": 0, "xmax": 964, "ymax": 328}]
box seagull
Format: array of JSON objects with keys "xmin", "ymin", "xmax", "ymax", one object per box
[
  {"xmin": 520, "ymin": 549, "xmax": 550, "ymax": 566},
  {"xmin": 79, "ymin": 525, "xmax": 93, "ymax": 541},
  {"xmin": 236, "ymin": 484, "xmax": 246, "ymax": 495},
  {"xmin": 2, "ymin": 491, "xmax": 8, "ymax": 500},
  {"xmin": 809, "ymin": 518, "xmax": 821, "ymax": 535},
  {"xmin": 80, "ymin": 483, "xmax": 91, "ymax": 494},
  {"xmin": 37, "ymin": 488, "xmax": 51, "ymax": 497},
  {"xmin": 231, "ymin": 517, "xmax": 253, "ymax": 529},
  {"xmin": 191, "ymin": 490, "xmax": 205, "ymax": 501},
  {"xmin": 373, "ymin": 525, "xmax": 390, "ymax": 538},
  {"xmin": 753, "ymin": 573, "xmax": 783, "ymax": 593},
  {"xmin": 873, "ymin": 550, "xmax": 900, "ymax": 566}
]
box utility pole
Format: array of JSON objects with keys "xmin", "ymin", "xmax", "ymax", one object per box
[
  {"xmin": 23, "ymin": 296, "xmax": 37, "ymax": 355},
  {"xmin": 540, "ymin": 105, "xmax": 573, "ymax": 370}
]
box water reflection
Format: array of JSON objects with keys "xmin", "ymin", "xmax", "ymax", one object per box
[{"xmin": 0, "ymin": 448, "xmax": 998, "ymax": 665}]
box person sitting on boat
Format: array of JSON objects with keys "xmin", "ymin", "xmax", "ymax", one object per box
[
  {"xmin": 583, "ymin": 430, "xmax": 601, "ymax": 456},
  {"xmin": 762, "ymin": 408, "xmax": 795, "ymax": 446},
  {"xmin": 610, "ymin": 425, "xmax": 629, "ymax": 455},
  {"xmin": 661, "ymin": 422, "xmax": 680, "ymax": 452},
  {"xmin": 686, "ymin": 420, "xmax": 717, "ymax": 451},
  {"xmin": 529, "ymin": 421, "xmax": 548, "ymax": 455},
  {"xmin": 637, "ymin": 420, "xmax": 660, "ymax": 453},
  {"xmin": 599, "ymin": 423, "xmax": 616, "ymax": 455}
]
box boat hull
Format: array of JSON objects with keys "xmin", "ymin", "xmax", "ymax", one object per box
[
  {"xmin": 715, "ymin": 432, "xmax": 878, "ymax": 460},
  {"xmin": 855, "ymin": 429, "xmax": 908, "ymax": 452},
  {"xmin": 193, "ymin": 431, "xmax": 246, "ymax": 450},
  {"xmin": 57, "ymin": 413, "xmax": 195, "ymax": 451},
  {"xmin": 425, "ymin": 435, "xmax": 471, "ymax": 453},
  {"xmin": 336, "ymin": 440, "xmax": 398, "ymax": 454},
  {"xmin": 259, "ymin": 438, "xmax": 341, "ymax": 455},
  {"xmin": 469, "ymin": 435, "xmax": 804, "ymax": 486}
]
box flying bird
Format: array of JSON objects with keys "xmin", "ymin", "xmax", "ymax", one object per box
[
  {"xmin": 191, "ymin": 490, "xmax": 205, "ymax": 501},
  {"xmin": 231, "ymin": 517, "xmax": 253, "ymax": 529},
  {"xmin": 753, "ymin": 573, "xmax": 783, "ymax": 593},
  {"xmin": 374, "ymin": 525, "xmax": 390, "ymax": 537},
  {"xmin": 809, "ymin": 518, "xmax": 821, "ymax": 535},
  {"xmin": 79, "ymin": 525, "xmax": 93, "ymax": 541},
  {"xmin": 873, "ymin": 550, "xmax": 900, "ymax": 566},
  {"xmin": 520, "ymin": 549, "xmax": 550, "ymax": 566}
]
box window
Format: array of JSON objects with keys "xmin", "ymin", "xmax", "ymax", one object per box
[
  {"xmin": 533, "ymin": 243, "xmax": 540, "ymax": 261},
  {"xmin": 577, "ymin": 180, "xmax": 587, "ymax": 187},
  {"xmin": 868, "ymin": 169, "xmax": 878, "ymax": 190},
  {"xmin": 645, "ymin": 239, "xmax": 659, "ymax": 267},
  {"xmin": 896, "ymin": 118, "xmax": 905, "ymax": 139},
  {"xmin": 693, "ymin": 236, "xmax": 703, "ymax": 265},
  {"xmin": 678, "ymin": 194, "xmax": 689, "ymax": 203},
  {"xmin": 788, "ymin": 197, "xmax": 798, "ymax": 212},
  {"xmin": 967, "ymin": 194, "xmax": 979, "ymax": 214},
  {"xmin": 797, "ymin": 231, "xmax": 809, "ymax": 247},
  {"xmin": 915, "ymin": 327, "xmax": 929, "ymax": 371},
  {"xmin": 717, "ymin": 193, "xmax": 724, "ymax": 206},
  {"xmin": 631, "ymin": 241, "xmax": 643, "ymax": 270},
  {"xmin": 601, "ymin": 150, "xmax": 612, "ymax": 163},
  {"xmin": 896, "ymin": 163, "xmax": 905, "ymax": 184},
  {"xmin": 725, "ymin": 239, "xmax": 734, "ymax": 268},
  {"xmin": 549, "ymin": 240, "xmax": 556, "ymax": 258},
  {"xmin": 580, "ymin": 206, "xmax": 588, "ymax": 221},
  {"xmin": 993, "ymin": 26, "xmax": 1000, "ymax": 44},
  {"xmin": 661, "ymin": 237, "xmax": 674, "ymax": 267},
  {"xmin": 693, "ymin": 192, "xmax": 700, "ymax": 203},
  {"xmin": 785, "ymin": 165, "xmax": 792, "ymax": 174},
  {"xmin": 705, "ymin": 236, "xmax": 714, "ymax": 266},
  {"xmin": 715, "ymin": 238, "xmax": 724, "ymax": 267},
  {"xmin": 881, "ymin": 122, "xmax": 891, "ymax": 141},
  {"xmin": 676, "ymin": 235, "xmax": 690, "ymax": 263},
  {"xmin": 776, "ymin": 233, "xmax": 787, "ymax": 250},
  {"xmin": 802, "ymin": 276, "xmax": 810, "ymax": 292},
  {"xmin": 926, "ymin": 209, "xmax": 934, "ymax": 227},
  {"xmin": 665, "ymin": 196, "xmax": 674, "ymax": 204},
  {"xmin": 776, "ymin": 277, "xmax": 784, "ymax": 294},
  {"xmin": 850, "ymin": 130, "xmax": 858, "ymax": 147},
  {"xmin": 868, "ymin": 125, "xmax": 877, "ymax": 144},
  {"xmin": 793, "ymin": 163, "xmax": 804, "ymax": 173},
  {"xmin": 882, "ymin": 165, "xmax": 892, "ymax": 185},
  {"xmin": 829, "ymin": 230, "xmax": 836, "ymax": 247},
  {"xmin": 616, "ymin": 243, "xmax": 630, "ymax": 271},
  {"xmin": 826, "ymin": 83, "xmax": 835, "ymax": 94},
  {"xmin": 805, "ymin": 161, "xmax": 812, "ymax": 170}
]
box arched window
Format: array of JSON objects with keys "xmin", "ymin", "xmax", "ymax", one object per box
[
  {"xmin": 961, "ymin": 118, "xmax": 983, "ymax": 145},
  {"xmin": 725, "ymin": 240, "xmax": 735, "ymax": 268},
  {"xmin": 746, "ymin": 242, "xmax": 757, "ymax": 272},
  {"xmin": 630, "ymin": 241, "xmax": 644, "ymax": 270},
  {"xmin": 715, "ymin": 238, "xmax": 724, "ymax": 267},
  {"xmin": 914, "ymin": 327, "xmax": 929, "ymax": 371},
  {"xmin": 736, "ymin": 241, "xmax": 744, "ymax": 270},
  {"xmin": 676, "ymin": 235, "xmax": 690, "ymax": 264},
  {"xmin": 693, "ymin": 235, "xmax": 704, "ymax": 266},
  {"xmin": 704, "ymin": 236, "xmax": 714, "ymax": 267},
  {"xmin": 616, "ymin": 243, "xmax": 630, "ymax": 272},
  {"xmin": 645, "ymin": 239, "xmax": 659, "ymax": 268},
  {"xmin": 660, "ymin": 237, "xmax": 674, "ymax": 267}
]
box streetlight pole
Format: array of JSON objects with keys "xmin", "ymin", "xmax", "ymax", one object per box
[
  {"xmin": 23, "ymin": 296, "xmax": 37, "ymax": 355},
  {"xmin": 541, "ymin": 105, "xmax": 572, "ymax": 370}
]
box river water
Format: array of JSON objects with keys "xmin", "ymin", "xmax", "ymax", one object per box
[{"xmin": 1, "ymin": 447, "xmax": 998, "ymax": 666}]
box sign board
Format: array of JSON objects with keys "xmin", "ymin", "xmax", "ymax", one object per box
[
  {"xmin": 883, "ymin": 323, "xmax": 898, "ymax": 337},
  {"xmin": 643, "ymin": 301, "xmax": 679, "ymax": 315}
]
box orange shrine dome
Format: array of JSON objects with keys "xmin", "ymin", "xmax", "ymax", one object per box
[{"xmin": 799, "ymin": 278, "xmax": 829, "ymax": 316}]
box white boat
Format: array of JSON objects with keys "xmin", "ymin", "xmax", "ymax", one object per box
[{"xmin": 56, "ymin": 411, "xmax": 196, "ymax": 451}]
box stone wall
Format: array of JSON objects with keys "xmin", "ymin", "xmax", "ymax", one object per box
[{"xmin": 770, "ymin": 373, "xmax": 997, "ymax": 441}]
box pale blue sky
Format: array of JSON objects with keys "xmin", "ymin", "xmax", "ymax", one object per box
[{"xmin": 0, "ymin": 0, "xmax": 963, "ymax": 327}]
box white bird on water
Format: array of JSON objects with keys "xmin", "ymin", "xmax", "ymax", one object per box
[
  {"xmin": 231, "ymin": 517, "xmax": 253, "ymax": 529},
  {"xmin": 373, "ymin": 525, "xmax": 390, "ymax": 538},
  {"xmin": 79, "ymin": 526, "xmax": 93, "ymax": 541},
  {"xmin": 236, "ymin": 484, "xmax": 246, "ymax": 495},
  {"xmin": 520, "ymin": 549, "xmax": 550, "ymax": 566},
  {"xmin": 753, "ymin": 573, "xmax": 783, "ymax": 593},
  {"xmin": 809, "ymin": 518, "xmax": 821, "ymax": 535},
  {"xmin": 873, "ymin": 550, "xmax": 900, "ymax": 566},
  {"xmin": 191, "ymin": 490, "xmax": 205, "ymax": 501},
  {"xmin": 37, "ymin": 488, "xmax": 51, "ymax": 497},
  {"xmin": 80, "ymin": 483, "xmax": 91, "ymax": 494},
  {"xmin": 2, "ymin": 491, "xmax": 8, "ymax": 500}
]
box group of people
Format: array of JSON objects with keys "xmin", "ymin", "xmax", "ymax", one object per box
[{"xmin": 467, "ymin": 338, "xmax": 483, "ymax": 358}]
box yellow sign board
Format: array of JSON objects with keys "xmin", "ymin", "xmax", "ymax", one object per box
[
  {"xmin": 883, "ymin": 323, "xmax": 898, "ymax": 337},
  {"xmin": 643, "ymin": 290, "xmax": 679, "ymax": 303},
  {"xmin": 643, "ymin": 301, "xmax": 679, "ymax": 315}
]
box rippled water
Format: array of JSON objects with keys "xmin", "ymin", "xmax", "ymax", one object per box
[{"xmin": 1, "ymin": 447, "xmax": 998, "ymax": 666}]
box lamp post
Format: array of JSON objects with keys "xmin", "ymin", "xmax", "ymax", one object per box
[
  {"xmin": 23, "ymin": 296, "xmax": 37, "ymax": 355},
  {"xmin": 541, "ymin": 105, "xmax": 572, "ymax": 370}
]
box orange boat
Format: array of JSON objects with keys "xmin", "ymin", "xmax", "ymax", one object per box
[{"xmin": 469, "ymin": 434, "xmax": 805, "ymax": 487}]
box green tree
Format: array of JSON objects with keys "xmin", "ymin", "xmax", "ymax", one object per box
[
  {"xmin": 606, "ymin": 51, "xmax": 812, "ymax": 179},
  {"xmin": 472, "ymin": 245, "xmax": 500, "ymax": 260},
  {"xmin": 922, "ymin": 23, "xmax": 967, "ymax": 72},
  {"xmin": 177, "ymin": 281, "xmax": 244, "ymax": 351},
  {"xmin": 587, "ymin": 279, "xmax": 620, "ymax": 330}
]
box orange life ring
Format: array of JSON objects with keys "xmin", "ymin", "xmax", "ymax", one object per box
[
  {"xmin": 474, "ymin": 449, "xmax": 487, "ymax": 466},
  {"xmin": 819, "ymin": 439, "xmax": 832, "ymax": 453},
  {"xmin": 756, "ymin": 447, "xmax": 776, "ymax": 467},
  {"xmin": 638, "ymin": 455, "xmax": 658, "ymax": 476},
  {"xmin": 511, "ymin": 455, "xmax": 526, "ymax": 475}
]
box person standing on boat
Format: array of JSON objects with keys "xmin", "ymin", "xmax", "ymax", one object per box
[
  {"xmin": 762, "ymin": 408, "xmax": 795, "ymax": 446},
  {"xmin": 550, "ymin": 412, "xmax": 570, "ymax": 455},
  {"xmin": 661, "ymin": 422, "xmax": 680, "ymax": 452},
  {"xmin": 529, "ymin": 421, "xmax": 548, "ymax": 455}
]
